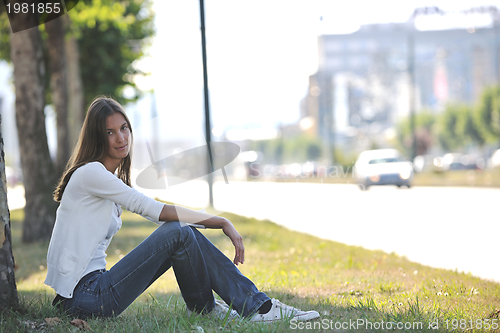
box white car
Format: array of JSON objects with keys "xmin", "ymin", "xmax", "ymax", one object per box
[
  {"xmin": 487, "ymin": 149, "xmax": 500, "ymax": 169},
  {"xmin": 354, "ymin": 149, "xmax": 414, "ymax": 190}
]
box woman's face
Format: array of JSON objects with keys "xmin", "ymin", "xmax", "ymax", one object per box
[{"xmin": 104, "ymin": 112, "xmax": 131, "ymax": 165}]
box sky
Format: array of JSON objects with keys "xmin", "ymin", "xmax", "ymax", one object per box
[
  {"xmin": 1, "ymin": 0, "xmax": 499, "ymax": 163},
  {"xmin": 131, "ymin": 0, "xmax": 499, "ymax": 144}
]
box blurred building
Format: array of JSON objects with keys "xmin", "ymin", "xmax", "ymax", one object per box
[{"xmin": 303, "ymin": 10, "xmax": 500, "ymax": 153}]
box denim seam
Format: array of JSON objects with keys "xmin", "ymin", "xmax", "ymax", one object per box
[
  {"xmin": 208, "ymin": 246, "xmax": 268, "ymax": 316},
  {"xmin": 201, "ymin": 240, "xmax": 269, "ymax": 316},
  {"xmin": 202, "ymin": 237, "xmax": 254, "ymax": 297},
  {"xmin": 182, "ymin": 240, "xmax": 214, "ymax": 312}
]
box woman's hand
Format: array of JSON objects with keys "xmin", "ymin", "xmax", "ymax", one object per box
[
  {"xmin": 222, "ymin": 219, "xmax": 245, "ymax": 265},
  {"xmin": 159, "ymin": 205, "xmax": 244, "ymax": 264}
]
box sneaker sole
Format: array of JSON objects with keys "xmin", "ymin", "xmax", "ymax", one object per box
[
  {"xmin": 293, "ymin": 311, "xmax": 320, "ymax": 321},
  {"xmin": 251, "ymin": 311, "xmax": 320, "ymax": 323}
]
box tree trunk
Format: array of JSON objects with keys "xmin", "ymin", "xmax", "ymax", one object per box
[
  {"xmin": 46, "ymin": 16, "xmax": 70, "ymax": 177},
  {"xmin": 0, "ymin": 113, "xmax": 19, "ymax": 310},
  {"xmin": 10, "ymin": 17, "xmax": 57, "ymax": 243},
  {"xmin": 65, "ymin": 15, "xmax": 85, "ymax": 151}
]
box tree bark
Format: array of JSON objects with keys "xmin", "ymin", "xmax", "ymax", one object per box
[
  {"xmin": 46, "ymin": 16, "xmax": 70, "ymax": 177},
  {"xmin": 10, "ymin": 16, "xmax": 57, "ymax": 243},
  {"xmin": 64, "ymin": 15, "xmax": 85, "ymax": 151},
  {"xmin": 0, "ymin": 112, "xmax": 19, "ymax": 310}
]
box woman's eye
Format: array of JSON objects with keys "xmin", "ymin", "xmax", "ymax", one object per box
[{"xmin": 107, "ymin": 131, "xmax": 113, "ymax": 135}]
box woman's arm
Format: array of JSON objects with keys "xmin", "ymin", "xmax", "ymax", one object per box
[
  {"xmin": 160, "ymin": 204, "xmax": 226, "ymax": 228},
  {"xmin": 159, "ymin": 204, "xmax": 245, "ymax": 265}
]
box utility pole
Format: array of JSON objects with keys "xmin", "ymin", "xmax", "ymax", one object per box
[
  {"xmin": 407, "ymin": 7, "xmax": 445, "ymax": 160},
  {"xmin": 318, "ymin": 73, "xmax": 335, "ymax": 166},
  {"xmin": 407, "ymin": 27, "xmax": 417, "ymax": 161},
  {"xmin": 199, "ymin": 0, "xmax": 214, "ymax": 207}
]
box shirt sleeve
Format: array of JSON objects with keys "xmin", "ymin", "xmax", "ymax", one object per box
[
  {"xmin": 80, "ymin": 162, "xmax": 165, "ymax": 221},
  {"xmin": 139, "ymin": 213, "xmax": 206, "ymax": 228},
  {"xmin": 141, "ymin": 215, "xmax": 164, "ymax": 225}
]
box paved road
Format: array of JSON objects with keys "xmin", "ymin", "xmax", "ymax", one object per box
[
  {"xmin": 210, "ymin": 182, "xmax": 499, "ymax": 283},
  {"xmin": 8, "ymin": 182, "xmax": 499, "ymax": 282}
]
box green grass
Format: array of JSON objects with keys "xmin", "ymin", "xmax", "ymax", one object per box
[{"xmin": 3, "ymin": 208, "xmax": 500, "ymax": 332}]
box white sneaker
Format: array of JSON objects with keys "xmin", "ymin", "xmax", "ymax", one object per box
[
  {"xmin": 250, "ymin": 299, "xmax": 320, "ymax": 323},
  {"xmin": 212, "ymin": 299, "xmax": 239, "ymax": 320},
  {"xmin": 187, "ymin": 299, "xmax": 239, "ymax": 320}
]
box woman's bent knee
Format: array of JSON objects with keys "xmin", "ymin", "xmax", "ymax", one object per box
[{"xmin": 157, "ymin": 221, "xmax": 195, "ymax": 243}]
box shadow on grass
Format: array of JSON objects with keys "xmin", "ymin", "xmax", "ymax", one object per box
[
  {"xmin": 3, "ymin": 289, "xmax": 456, "ymax": 333},
  {"xmin": 10, "ymin": 213, "xmax": 50, "ymax": 282}
]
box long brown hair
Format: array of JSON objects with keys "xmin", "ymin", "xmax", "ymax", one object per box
[{"xmin": 54, "ymin": 96, "xmax": 133, "ymax": 202}]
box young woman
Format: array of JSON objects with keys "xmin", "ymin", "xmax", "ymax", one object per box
[{"xmin": 45, "ymin": 96, "xmax": 320, "ymax": 323}]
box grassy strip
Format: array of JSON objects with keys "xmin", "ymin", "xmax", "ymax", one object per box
[
  {"xmin": 412, "ymin": 169, "xmax": 500, "ymax": 187},
  {"xmin": 3, "ymin": 208, "xmax": 500, "ymax": 332},
  {"xmin": 265, "ymin": 169, "xmax": 500, "ymax": 188}
]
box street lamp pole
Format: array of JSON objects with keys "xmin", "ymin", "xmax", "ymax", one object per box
[
  {"xmin": 199, "ymin": 0, "xmax": 214, "ymax": 207},
  {"xmin": 407, "ymin": 7, "xmax": 445, "ymax": 160},
  {"xmin": 407, "ymin": 25, "xmax": 417, "ymax": 161}
]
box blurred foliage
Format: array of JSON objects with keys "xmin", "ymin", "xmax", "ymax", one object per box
[
  {"xmin": 0, "ymin": 9, "xmax": 52, "ymax": 105},
  {"xmin": 332, "ymin": 148, "xmax": 357, "ymax": 169},
  {"xmin": 0, "ymin": 0, "xmax": 155, "ymax": 106},
  {"xmin": 396, "ymin": 84, "xmax": 500, "ymax": 154},
  {"xmin": 436, "ymin": 105, "xmax": 466, "ymax": 151},
  {"xmin": 69, "ymin": 0, "xmax": 155, "ymax": 107},
  {"xmin": 475, "ymin": 85, "xmax": 500, "ymax": 144},
  {"xmin": 0, "ymin": 10, "xmax": 10, "ymax": 62},
  {"xmin": 456, "ymin": 104, "xmax": 485, "ymax": 147},
  {"xmin": 249, "ymin": 133, "xmax": 357, "ymax": 168},
  {"xmin": 397, "ymin": 110, "xmax": 437, "ymax": 157},
  {"xmin": 436, "ymin": 103, "xmax": 491, "ymax": 151},
  {"xmin": 290, "ymin": 135, "xmax": 322, "ymax": 162},
  {"xmin": 249, "ymin": 134, "xmax": 323, "ymax": 165}
]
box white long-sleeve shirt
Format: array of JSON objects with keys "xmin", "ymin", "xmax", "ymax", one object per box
[
  {"xmin": 82, "ymin": 202, "xmax": 122, "ymax": 277},
  {"xmin": 44, "ymin": 162, "xmax": 165, "ymax": 298}
]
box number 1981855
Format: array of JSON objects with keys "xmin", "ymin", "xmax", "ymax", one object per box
[{"xmin": 6, "ymin": 2, "xmax": 61, "ymax": 14}]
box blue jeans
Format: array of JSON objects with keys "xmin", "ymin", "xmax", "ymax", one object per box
[{"xmin": 62, "ymin": 222, "xmax": 270, "ymax": 319}]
